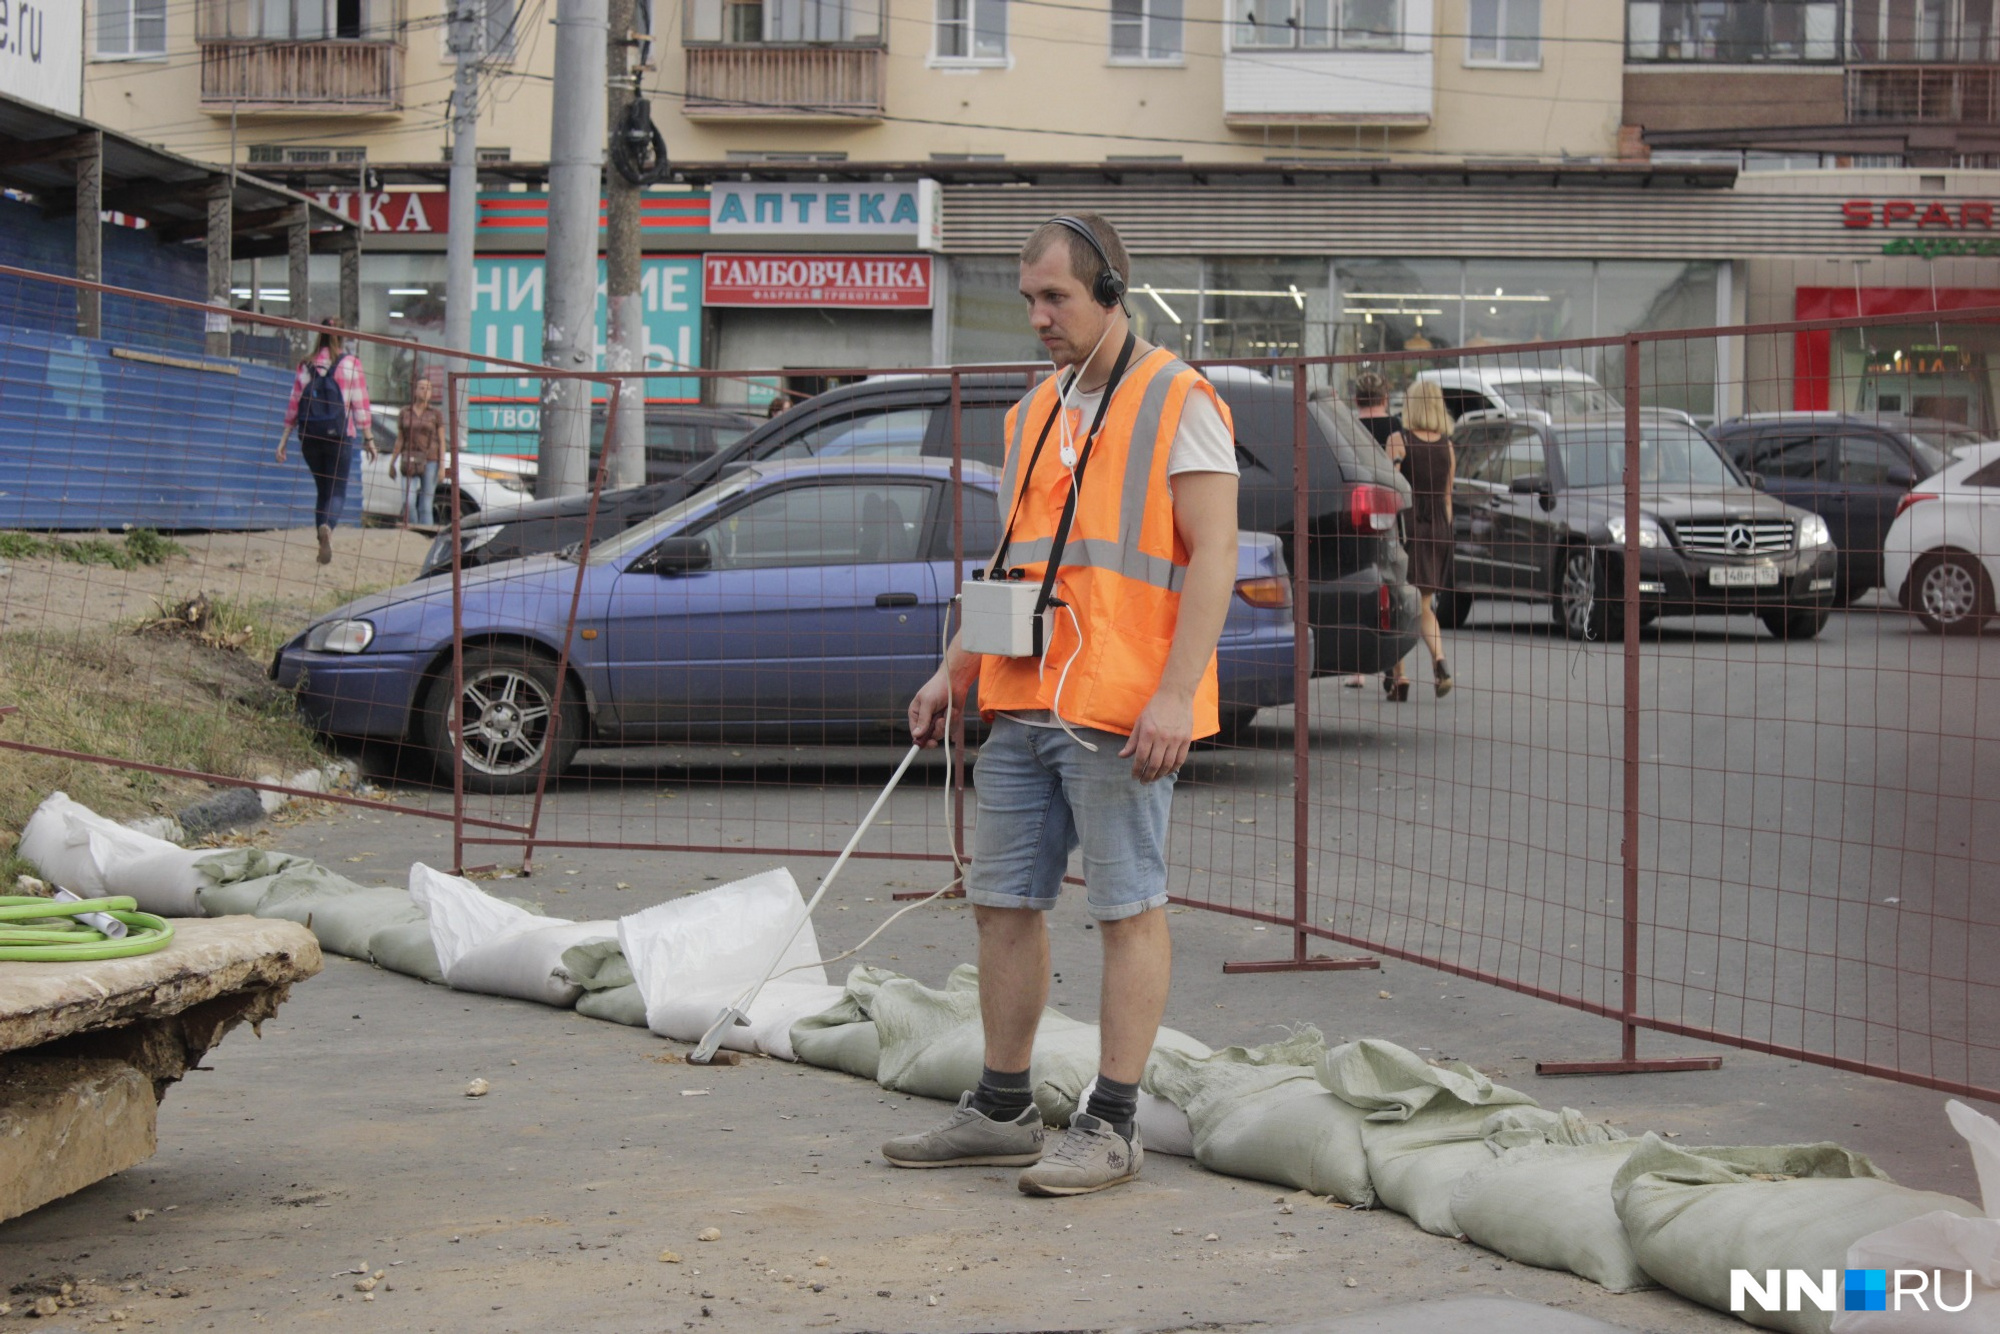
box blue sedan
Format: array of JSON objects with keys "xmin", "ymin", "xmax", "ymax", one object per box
[{"xmin": 274, "ymin": 458, "xmax": 1301, "ymax": 792}]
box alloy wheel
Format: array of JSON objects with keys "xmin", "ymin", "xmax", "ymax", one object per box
[
  {"xmin": 1561, "ymin": 550, "xmax": 1597, "ymax": 638},
  {"xmin": 1919, "ymin": 559, "xmax": 1980, "ymax": 626},
  {"xmin": 455, "ymin": 666, "xmax": 556, "ymax": 777}
]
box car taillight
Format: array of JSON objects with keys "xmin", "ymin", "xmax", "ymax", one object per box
[
  {"xmin": 1351, "ymin": 483, "xmax": 1401, "ymax": 532},
  {"xmin": 1895, "ymin": 491, "xmax": 1938, "ymax": 519},
  {"xmin": 1234, "ymin": 576, "xmax": 1291, "ymax": 609}
]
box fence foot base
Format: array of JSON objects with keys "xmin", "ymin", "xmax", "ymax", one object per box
[
  {"xmin": 1535, "ymin": 1056, "xmax": 1722, "ymax": 1076},
  {"xmin": 1223, "ymin": 954, "xmax": 1380, "ymax": 974}
]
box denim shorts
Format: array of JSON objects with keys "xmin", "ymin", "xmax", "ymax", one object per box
[{"xmin": 965, "ymin": 716, "xmax": 1176, "ymax": 922}]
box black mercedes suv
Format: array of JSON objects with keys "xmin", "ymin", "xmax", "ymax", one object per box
[
  {"xmin": 1445, "ymin": 410, "xmax": 1840, "ymax": 640},
  {"xmin": 420, "ymin": 368, "xmax": 1421, "ymax": 676}
]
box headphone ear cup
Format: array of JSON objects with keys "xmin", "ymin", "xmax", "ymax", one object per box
[{"xmin": 1097, "ymin": 270, "xmax": 1126, "ymax": 308}]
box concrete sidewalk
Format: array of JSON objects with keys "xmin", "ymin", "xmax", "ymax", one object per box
[{"xmin": 0, "ymin": 803, "xmax": 1988, "ymax": 1332}]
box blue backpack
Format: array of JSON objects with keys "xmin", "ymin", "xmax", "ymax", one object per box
[{"xmin": 297, "ymin": 355, "xmax": 351, "ymax": 446}]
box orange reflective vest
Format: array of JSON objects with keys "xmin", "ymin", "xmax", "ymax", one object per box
[{"xmin": 978, "ymin": 347, "xmax": 1232, "ymax": 738}]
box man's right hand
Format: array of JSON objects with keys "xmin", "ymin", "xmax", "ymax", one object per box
[{"xmin": 908, "ymin": 667, "xmax": 960, "ymax": 748}]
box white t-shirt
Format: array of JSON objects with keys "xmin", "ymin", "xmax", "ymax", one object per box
[{"xmin": 1001, "ymin": 368, "xmax": 1237, "ymax": 729}]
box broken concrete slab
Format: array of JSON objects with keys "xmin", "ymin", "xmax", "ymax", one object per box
[
  {"xmin": 0, "ymin": 1056, "xmax": 158, "ymax": 1223},
  {"xmin": 1270, "ymin": 1296, "xmax": 1638, "ymax": 1333}
]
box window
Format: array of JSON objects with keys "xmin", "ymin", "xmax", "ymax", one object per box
[
  {"xmin": 1965, "ymin": 458, "xmax": 2000, "ymax": 486},
  {"xmin": 1838, "ymin": 434, "xmax": 1907, "ymax": 485},
  {"xmin": 1625, "ymin": 1, "xmax": 1840, "ymax": 62},
  {"xmin": 1751, "ymin": 433, "xmax": 1834, "ymax": 480},
  {"xmin": 1467, "ymin": 0, "xmax": 1538, "ymax": 64},
  {"xmin": 1233, "ymin": 0, "xmax": 1402, "ymax": 50},
  {"xmin": 1112, "ymin": 0, "xmax": 1183, "ymax": 60},
  {"xmin": 769, "ymin": 407, "xmax": 934, "ymax": 460},
  {"xmin": 97, "ymin": 0, "xmax": 167, "ymax": 56},
  {"xmin": 682, "ymin": 0, "xmax": 885, "ymax": 44},
  {"xmin": 1850, "ymin": 0, "xmax": 1999, "ymax": 62},
  {"xmin": 197, "ymin": 0, "xmax": 399, "ymax": 41},
  {"xmin": 696, "ymin": 483, "xmax": 932, "ymax": 569},
  {"xmin": 932, "ymin": 485, "xmax": 1004, "ymax": 559},
  {"xmin": 936, "ymin": 0, "xmax": 1007, "ymax": 59}
]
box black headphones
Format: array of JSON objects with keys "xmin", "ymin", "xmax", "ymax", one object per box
[{"xmin": 1049, "ymin": 215, "xmax": 1128, "ymax": 311}]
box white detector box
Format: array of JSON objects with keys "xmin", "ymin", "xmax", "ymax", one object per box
[{"xmin": 960, "ymin": 578, "xmax": 1046, "ymax": 658}]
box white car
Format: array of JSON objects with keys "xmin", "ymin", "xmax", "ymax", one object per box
[
  {"xmin": 1412, "ymin": 366, "xmax": 1619, "ymax": 422},
  {"xmin": 1884, "ymin": 439, "xmax": 2000, "ymax": 634},
  {"xmin": 359, "ymin": 405, "xmax": 535, "ymax": 523}
]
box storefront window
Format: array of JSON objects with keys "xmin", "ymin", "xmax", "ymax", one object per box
[
  {"xmin": 305, "ymin": 253, "xmax": 448, "ymax": 405},
  {"xmin": 1200, "ymin": 258, "xmax": 1330, "ymax": 375},
  {"xmin": 1828, "ymin": 326, "xmax": 1993, "ymax": 430},
  {"xmin": 1592, "ymin": 261, "xmax": 1720, "ymax": 421},
  {"xmin": 1332, "ymin": 257, "xmax": 1465, "ymax": 370},
  {"xmin": 947, "ymin": 257, "xmax": 1044, "ymax": 365},
  {"xmin": 1125, "ymin": 258, "xmax": 1201, "ymax": 361}
]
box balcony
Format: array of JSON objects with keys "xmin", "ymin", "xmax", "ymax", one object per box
[
  {"xmin": 1849, "ymin": 64, "xmax": 2000, "ymax": 123},
  {"xmin": 1222, "ymin": 49, "xmax": 1432, "ymax": 128},
  {"xmin": 199, "ymin": 39, "xmax": 402, "ymax": 114},
  {"xmin": 683, "ymin": 46, "xmax": 885, "ymax": 120}
]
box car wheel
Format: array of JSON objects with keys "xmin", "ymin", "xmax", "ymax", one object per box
[
  {"xmin": 1434, "ymin": 591, "xmax": 1474, "ymax": 630},
  {"xmin": 1760, "ymin": 605, "xmax": 1830, "ymax": 640},
  {"xmin": 420, "ymin": 645, "xmax": 584, "ymax": 794},
  {"xmin": 1911, "ymin": 552, "xmax": 1993, "ymax": 635},
  {"xmin": 1555, "ymin": 548, "xmax": 1616, "ymax": 642},
  {"xmin": 436, "ymin": 487, "xmax": 480, "ymax": 524}
]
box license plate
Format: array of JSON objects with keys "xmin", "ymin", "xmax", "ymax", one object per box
[{"xmin": 1708, "ymin": 565, "xmax": 1780, "ymax": 587}]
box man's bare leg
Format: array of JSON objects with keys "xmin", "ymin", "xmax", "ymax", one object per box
[
  {"xmin": 1096, "ymin": 907, "xmax": 1171, "ymax": 1084},
  {"xmin": 976, "ymin": 904, "xmax": 1050, "ymax": 1070}
]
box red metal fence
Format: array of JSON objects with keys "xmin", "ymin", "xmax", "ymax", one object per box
[{"xmin": 1, "ymin": 263, "xmax": 1994, "ymax": 1104}]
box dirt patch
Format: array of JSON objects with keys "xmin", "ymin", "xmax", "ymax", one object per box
[{"xmin": 0, "ymin": 526, "xmax": 435, "ymax": 640}]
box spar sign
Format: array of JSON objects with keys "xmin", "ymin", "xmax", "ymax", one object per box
[
  {"xmin": 470, "ymin": 254, "xmax": 701, "ymax": 403},
  {"xmin": 703, "ymin": 254, "xmax": 933, "ymax": 309}
]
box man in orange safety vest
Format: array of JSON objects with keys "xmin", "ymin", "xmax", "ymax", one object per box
[{"xmin": 881, "ymin": 213, "xmax": 1241, "ymax": 1196}]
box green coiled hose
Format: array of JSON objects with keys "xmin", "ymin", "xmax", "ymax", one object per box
[{"xmin": 0, "ymin": 895, "xmax": 175, "ymax": 961}]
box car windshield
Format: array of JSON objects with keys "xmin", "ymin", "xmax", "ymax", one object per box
[
  {"xmin": 1554, "ymin": 423, "xmax": 1739, "ymax": 488},
  {"xmin": 584, "ymin": 469, "xmax": 759, "ymax": 566},
  {"xmin": 1496, "ymin": 380, "xmax": 1620, "ymax": 417}
]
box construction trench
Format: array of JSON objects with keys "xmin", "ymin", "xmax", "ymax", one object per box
[{"xmin": 1, "ymin": 790, "xmax": 1996, "ymax": 1334}]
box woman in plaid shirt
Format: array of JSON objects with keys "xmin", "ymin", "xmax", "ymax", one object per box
[{"xmin": 277, "ymin": 317, "xmax": 378, "ymax": 565}]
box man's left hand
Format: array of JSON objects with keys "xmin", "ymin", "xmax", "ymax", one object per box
[{"xmin": 1120, "ymin": 690, "xmax": 1193, "ymax": 783}]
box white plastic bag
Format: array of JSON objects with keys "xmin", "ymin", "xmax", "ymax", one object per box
[
  {"xmin": 19, "ymin": 792, "xmax": 206, "ymax": 914},
  {"xmin": 618, "ymin": 868, "xmax": 827, "ymax": 1048},
  {"xmin": 408, "ymin": 863, "xmax": 612, "ymax": 1007},
  {"xmin": 1831, "ymin": 1101, "xmax": 2000, "ymax": 1333},
  {"xmin": 646, "ymin": 982, "xmax": 846, "ymax": 1061}
]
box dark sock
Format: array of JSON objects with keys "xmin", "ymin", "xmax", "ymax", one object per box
[
  {"xmin": 969, "ymin": 1066, "xmax": 1033, "ymax": 1122},
  {"xmin": 1085, "ymin": 1074, "xmax": 1139, "ymax": 1141}
]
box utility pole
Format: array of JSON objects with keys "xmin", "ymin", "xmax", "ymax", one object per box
[
  {"xmin": 537, "ymin": 0, "xmax": 609, "ymax": 500},
  {"xmin": 445, "ymin": 0, "xmax": 481, "ymax": 455},
  {"xmin": 603, "ymin": 0, "xmax": 646, "ymax": 491}
]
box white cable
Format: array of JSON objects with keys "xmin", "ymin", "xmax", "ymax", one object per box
[{"xmin": 1047, "ymin": 601, "xmax": 1100, "ymax": 754}]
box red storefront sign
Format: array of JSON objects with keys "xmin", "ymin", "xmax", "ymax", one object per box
[
  {"xmin": 702, "ymin": 254, "xmax": 933, "ymax": 308},
  {"xmin": 307, "ymin": 190, "xmax": 451, "ymax": 234},
  {"xmin": 1841, "ymin": 198, "xmax": 1999, "ymax": 228}
]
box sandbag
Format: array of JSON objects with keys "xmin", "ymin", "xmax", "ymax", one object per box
[
  {"xmin": 648, "ymin": 982, "xmax": 846, "ymax": 1061},
  {"xmin": 410, "ymin": 862, "xmax": 612, "ymax": 1006},
  {"xmin": 190, "ymin": 848, "xmax": 314, "ymax": 914},
  {"xmin": 1317, "ymin": 1038, "xmax": 1542, "ymax": 1237},
  {"xmin": 788, "ymin": 965, "xmax": 896, "ymax": 1080},
  {"xmin": 561, "ymin": 940, "xmax": 634, "ymax": 993},
  {"xmin": 871, "ymin": 965, "xmax": 1209, "ymax": 1125},
  {"xmin": 367, "ymin": 918, "xmax": 444, "ymax": 984},
  {"xmin": 1613, "ymin": 1136, "xmax": 1984, "ymax": 1334},
  {"xmin": 1832, "ymin": 1100, "xmax": 2000, "ymax": 1332},
  {"xmin": 194, "ymin": 872, "xmax": 291, "ymax": 917},
  {"xmin": 1451, "ymin": 1139, "xmax": 1651, "ymax": 1292},
  {"xmin": 575, "ymin": 984, "xmax": 648, "ymax": 1027},
  {"xmin": 1079, "ymin": 1076, "xmax": 1194, "ymax": 1157},
  {"xmin": 20, "ymin": 791, "xmax": 206, "ymax": 913},
  {"xmin": 1146, "ymin": 1031, "xmax": 1375, "ymax": 1205},
  {"xmin": 258, "ymin": 883, "xmax": 426, "ymax": 962},
  {"xmin": 619, "ymin": 868, "xmax": 827, "ymax": 1041}
]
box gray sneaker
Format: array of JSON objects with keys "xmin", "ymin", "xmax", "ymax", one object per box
[
  {"xmin": 881, "ymin": 1093, "xmax": 1044, "ymax": 1169},
  {"xmin": 1016, "ymin": 1112, "xmax": 1142, "ymax": 1196}
]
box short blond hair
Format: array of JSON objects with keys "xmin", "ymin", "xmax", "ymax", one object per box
[{"xmin": 1401, "ymin": 379, "xmax": 1454, "ymax": 437}]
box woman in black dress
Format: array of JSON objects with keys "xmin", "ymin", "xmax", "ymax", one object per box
[{"xmin": 1385, "ymin": 380, "xmax": 1455, "ymax": 700}]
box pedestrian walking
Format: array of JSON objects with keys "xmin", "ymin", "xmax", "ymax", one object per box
[
  {"xmin": 887, "ymin": 213, "xmax": 1239, "ymax": 1197},
  {"xmin": 1352, "ymin": 371, "xmax": 1401, "ymax": 450},
  {"xmin": 1384, "ymin": 379, "xmax": 1455, "ymax": 700},
  {"xmin": 396, "ymin": 374, "xmax": 444, "ymax": 527},
  {"xmin": 277, "ymin": 317, "xmax": 376, "ymax": 565}
]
